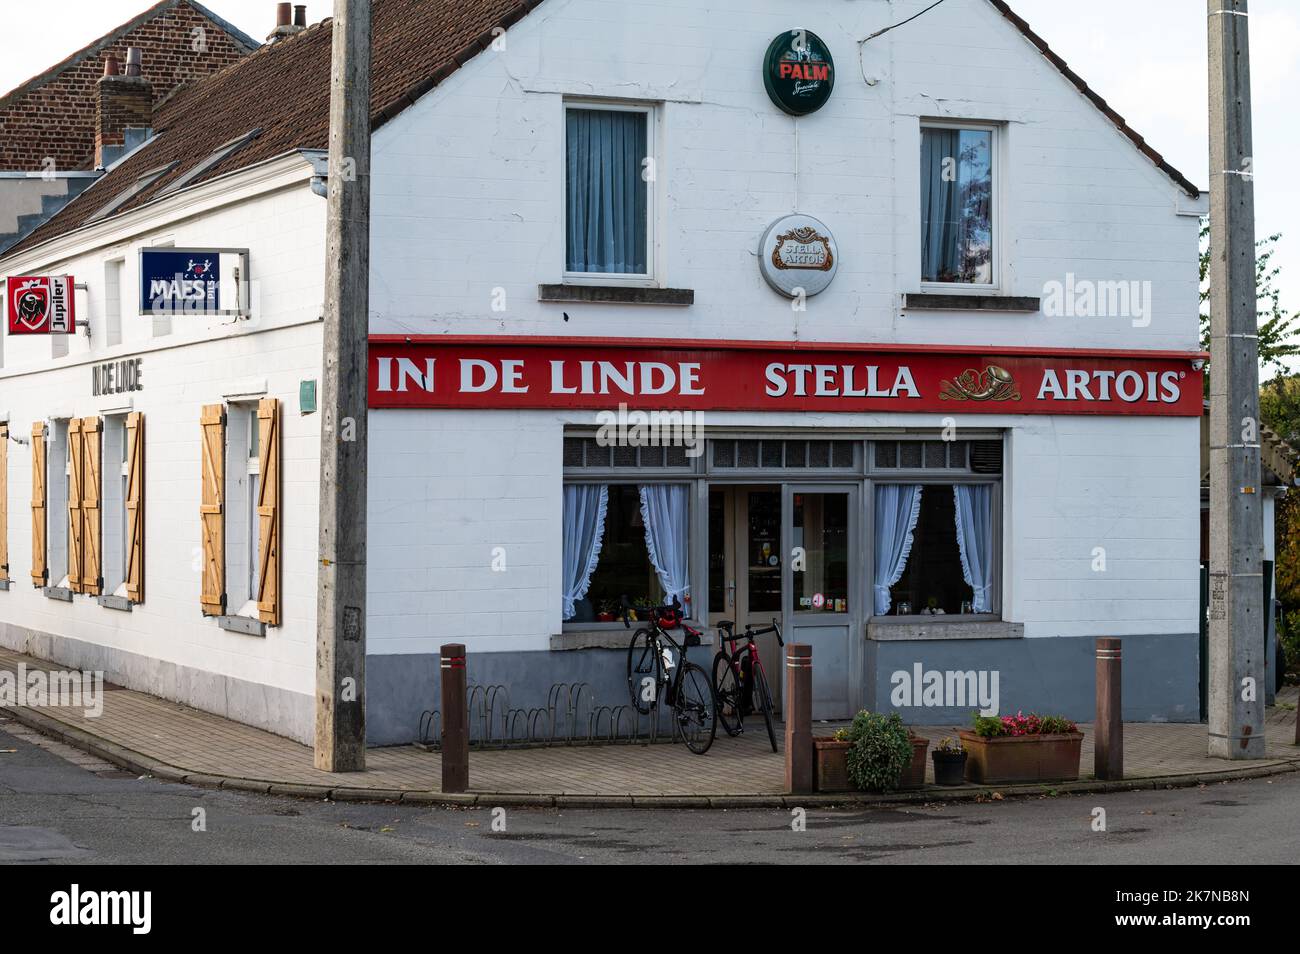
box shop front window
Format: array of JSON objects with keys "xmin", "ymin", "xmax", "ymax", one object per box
[
  {"xmin": 873, "ymin": 483, "xmax": 996, "ymax": 617},
  {"xmin": 562, "ymin": 483, "xmax": 689, "ymax": 623}
]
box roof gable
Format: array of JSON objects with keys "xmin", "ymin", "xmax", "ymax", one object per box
[{"xmin": 4, "ymin": 0, "xmax": 1200, "ymax": 260}]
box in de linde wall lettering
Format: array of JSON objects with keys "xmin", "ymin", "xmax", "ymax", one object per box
[{"xmin": 91, "ymin": 357, "xmax": 143, "ymax": 396}]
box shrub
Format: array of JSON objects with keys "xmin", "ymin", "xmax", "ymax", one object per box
[{"xmin": 844, "ymin": 711, "xmax": 913, "ymax": 792}]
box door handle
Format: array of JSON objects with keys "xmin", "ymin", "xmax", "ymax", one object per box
[{"xmin": 727, "ymin": 579, "xmax": 736, "ymax": 608}]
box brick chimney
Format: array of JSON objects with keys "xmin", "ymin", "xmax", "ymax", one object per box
[
  {"xmin": 267, "ymin": 3, "xmax": 308, "ymax": 43},
  {"xmin": 95, "ymin": 47, "xmax": 153, "ymax": 169}
]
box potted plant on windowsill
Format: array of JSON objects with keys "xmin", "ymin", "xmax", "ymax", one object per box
[
  {"xmin": 931, "ymin": 736, "xmax": 968, "ymax": 785},
  {"xmin": 958, "ymin": 711, "xmax": 1083, "ymax": 784},
  {"xmin": 596, "ymin": 600, "xmax": 617, "ymax": 623}
]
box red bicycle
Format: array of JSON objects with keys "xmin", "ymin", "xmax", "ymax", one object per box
[{"xmin": 712, "ymin": 619, "xmax": 783, "ymax": 752}]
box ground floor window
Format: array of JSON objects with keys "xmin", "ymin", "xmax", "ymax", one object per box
[
  {"xmin": 562, "ymin": 483, "xmax": 689, "ymax": 622},
  {"xmin": 874, "ymin": 483, "xmax": 995, "ymax": 616}
]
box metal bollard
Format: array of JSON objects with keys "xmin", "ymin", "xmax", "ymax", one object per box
[
  {"xmin": 1095, "ymin": 638, "xmax": 1123, "ymax": 780},
  {"xmin": 785, "ymin": 644, "xmax": 813, "ymax": 795},
  {"xmin": 440, "ymin": 644, "xmax": 469, "ymax": 793}
]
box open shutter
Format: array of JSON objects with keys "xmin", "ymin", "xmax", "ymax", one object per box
[
  {"xmin": 125, "ymin": 412, "xmax": 145, "ymax": 603},
  {"xmin": 67, "ymin": 418, "xmax": 84, "ymax": 593},
  {"xmin": 199, "ymin": 404, "xmax": 225, "ymax": 616},
  {"xmin": 80, "ymin": 417, "xmax": 102, "ymax": 596},
  {"xmin": 256, "ymin": 398, "xmax": 281, "ymax": 625},
  {"xmin": 30, "ymin": 423, "xmax": 46, "ymax": 586},
  {"xmin": 0, "ymin": 422, "xmax": 8, "ymax": 582}
]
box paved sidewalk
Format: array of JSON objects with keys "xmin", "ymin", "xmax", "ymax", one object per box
[{"xmin": 2, "ymin": 647, "xmax": 1297, "ymax": 806}]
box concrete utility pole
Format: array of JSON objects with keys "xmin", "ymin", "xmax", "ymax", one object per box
[
  {"xmin": 1206, "ymin": 0, "xmax": 1265, "ymax": 760},
  {"xmin": 315, "ymin": 0, "xmax": 372, "ymax": 772}
]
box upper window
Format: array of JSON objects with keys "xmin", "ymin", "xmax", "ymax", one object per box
[
  {"xmin": 920, "ymin": 124, "xmax": 994, "ymax": 285},
  {"xmin": 565, "ymin": 104, "xmax": 653, "ymax": 282}
]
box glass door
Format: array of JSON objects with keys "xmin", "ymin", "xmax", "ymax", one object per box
[{"xmin": 783, "ymin": 484, "xmax": 860, "ymax": 720}]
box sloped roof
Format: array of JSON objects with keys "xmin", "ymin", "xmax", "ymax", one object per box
[
  {"xmin": 6, "ymin": 0, "xmax": 541, "ymax": 258},
  {"xmin": 4, "ymin": 0, "xmax": 1200, "ymax": 260},
  {"xmin": 0, "ymin": 0, "xmax": 258, "ymax": 112},
  {"xmin": 988, "ymin": 0, "xmax": 1201, "ymax": 199}
]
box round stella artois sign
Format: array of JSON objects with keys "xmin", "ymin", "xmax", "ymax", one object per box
[
  {"xmin": 763, "ymin": 30, "xmax": 835, "ymax": 116},
  {"xmin": 759, "ymin": 214, "xmax": 839, "ymax": 298}
]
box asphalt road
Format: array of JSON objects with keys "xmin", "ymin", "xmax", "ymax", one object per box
[{"xmin": 2, "ymin": 717, "xmax": 1297, "ymax": 865}]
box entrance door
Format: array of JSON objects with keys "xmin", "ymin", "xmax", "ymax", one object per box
[
  {"xmin": 708, "ymin": 486, "xmax": 784, "ymax": 711},
  {"xmin": 783, "ymin": 484, "xmax": 859, "ymax": 720}
]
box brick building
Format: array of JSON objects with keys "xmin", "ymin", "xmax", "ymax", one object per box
[{"xmin": 0, "ymin": 0, "xmax": 258, "ymax": 252}]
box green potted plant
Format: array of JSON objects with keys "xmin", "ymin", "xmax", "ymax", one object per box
[
  {"xmin": 959, "ymin": 711, "xmax": 1083, "ymax": 784},
  {"xmin": 845, "ymin": 711, "xmax": 914, "ymax": 793},
  {"xmin": 931, "ymin": 736, "xmax": 968, "ymax": 785},
  {"xmin": 596, "ymin": 599, "xmax": 617, "ymax": 623}
]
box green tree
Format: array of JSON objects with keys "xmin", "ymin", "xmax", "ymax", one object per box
[{"xmin": 1199, "ymin": 220, "xmax": 1300, "ymax": 382}]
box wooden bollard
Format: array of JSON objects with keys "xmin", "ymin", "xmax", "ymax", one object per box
[
  {"xmin": 785, "ymin": 644, "xmax": 813, "ymax": 795},
  {"xmin": 1095, "ymin": 638, "xmax": 1122, "ymax": 780},
  {"xmin": 440, "ymin": 643, "xmax": 468, "ymax": 793}
]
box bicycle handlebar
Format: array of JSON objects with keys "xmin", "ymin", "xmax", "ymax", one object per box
[
  {"xmin": 744, "ymin": 619, "xmax": 784, "ymax": 646},
  {"xmin": 620, "ymin": 594, "xmax": 683, "ymax": 629}
]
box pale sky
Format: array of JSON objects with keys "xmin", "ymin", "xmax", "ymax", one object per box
[{"xmin": 2, "ymin": 0, "xmax": 1297, "ymax": 314}]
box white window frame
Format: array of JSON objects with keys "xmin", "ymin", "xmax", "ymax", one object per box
[
  {"xmin": 562, "ymin": 100, "xmax": 660, "ymax": 289},
  {"xmin": 245, "ymin": 409, "xmax": 260, "ymax": 609},
  {"xmin": 918, "ymin": 119, "xmax": 1002, "ymax": 293}
]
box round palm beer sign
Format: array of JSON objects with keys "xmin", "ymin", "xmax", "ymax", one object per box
[{"xmin": 763, "ymin": 30, "xmax": 835, "ymax": 116}]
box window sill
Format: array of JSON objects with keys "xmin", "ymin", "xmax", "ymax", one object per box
[
  {"xmin": 552, "ymin": 625, "xmax": 714, "ymax": 651},
  {"xmin": 867, "ymin": 619, "xmax": 1022, "ymax": 641},
  {"xmin": 43, "ymin": 586, "xmax": 73, "ymax": 602},
  {"xmin": 539, "ymin": 284, "xmax": 695, "ymax": 306},
  {"xmin": 98, "ymin": 594, "xmax": 133, "ymax": 612},
  {"xmin": 903, "ymin": 293, "xmax": 1040, "ymax": 313},
  {"xmin": 218, "ymin": 614, "xmax": 266, "ymax": 637}
]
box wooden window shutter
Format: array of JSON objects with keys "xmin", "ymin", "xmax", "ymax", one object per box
[
  {"xmin": 80, "ymin": 417, "xmax": 103, "ymax": 596},
  {"xmin": 256, "ymin": 398, "xmax": 281, "ymax": 625},
  {"xmin": 67, "ymin": 418, "xmax": 84, "ymax": 593},
  {"xmin": 125, "ymin": 412, "xmax": 145, "ymax": 603},
  {"xmin": 30, "ymin": 423, "xmax": 46, "ymax": 586},
  {"xmin": 199, "ymin": 405, "xmax": 226, "ymax": 616},
  {"xmin": 0, "ymin": 422, "xmax": 8, "ymax": 582}
]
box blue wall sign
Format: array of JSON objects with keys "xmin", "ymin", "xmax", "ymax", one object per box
[{"xmin": 139, "ymin": 248, "xmax": 247, "ymax": 316}]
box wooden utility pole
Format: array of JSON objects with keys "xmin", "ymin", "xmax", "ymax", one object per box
[
  {"xmin": 315, "ymin": 0, "xmax": 372, "ymax": 771},
  {"xmin": 1207, "ymin": 0, "xmax": 1265, "ymax": 759}
]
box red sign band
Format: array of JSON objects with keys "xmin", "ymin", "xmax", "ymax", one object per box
[{"xmin": 368, "ymin": 337, "xmax": 1204, "ymax": 416}]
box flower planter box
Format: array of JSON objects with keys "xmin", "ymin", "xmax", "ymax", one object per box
[
  {"xmin": 898, "ymin": 735, "xmax": 929, "ymax": 790},
  {"xmin": 957, "ymin": 729, "xmax": 1084, "ymax": 784},
  {"xmin": 813, "ymin": 737, "xmax": 852, "ymax": 792}
]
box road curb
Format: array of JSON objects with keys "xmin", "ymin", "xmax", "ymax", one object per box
[{"xmin": 4, "ymin": 702, "xmax": 1298, "ymax": 809}]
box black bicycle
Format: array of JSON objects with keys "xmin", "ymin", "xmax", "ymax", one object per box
[
  {"xmin": 713, "ymin": 619, "xmax": 784, "ymax": 752},
  {"xmin": 622, "ymin": 596, "xmax": 717, "ymax": 755}
]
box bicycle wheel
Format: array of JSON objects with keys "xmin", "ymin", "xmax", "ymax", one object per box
[
  {"xmin": 627, "ymin": 629, "xmax": 660, "ymax": 715},
  {"xmin": 673, "ymin": 661, "xmax": 717, "ymax": 755},
  {"xmin": 752, "ymin": 663, "xmax": 778, "ymax": 753},
  {"xmin": 713, "ymin": 652, "xmax": 744, "ymax": 737}
]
